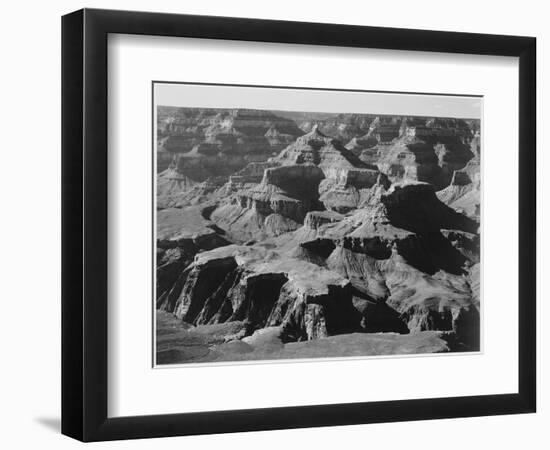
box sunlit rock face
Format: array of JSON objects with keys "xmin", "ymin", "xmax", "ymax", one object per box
[{"xmin": 156, "ymin": 107, "xmax": 481, "ymax": 363}]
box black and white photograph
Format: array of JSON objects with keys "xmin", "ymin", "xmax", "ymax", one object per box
[
  {"xmin": 154, "ymin": 83, "xmax": 482, "ymax": 365},
  {"xmin": 0, "ymin": 0, "xmax": 544, "ymax": 447}
]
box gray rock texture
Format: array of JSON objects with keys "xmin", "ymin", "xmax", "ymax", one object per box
[{"xmin": 155, "ymin": 107, "xmax": 481, "ymax": 363}]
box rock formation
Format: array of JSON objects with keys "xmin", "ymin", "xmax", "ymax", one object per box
[
  {"xmin": 155, "ymin": 107, "xmax": 481, "ymax": 363},
  {"xmin": 157, "ymin": 107, "xmax": 303, "ymax": 175},
  {"xmin": 294, "ymin": 113, "xmax": 375, "ymax": 142}
]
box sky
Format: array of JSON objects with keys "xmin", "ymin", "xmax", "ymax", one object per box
[{"xmin": 154, "ymin": 82, "xmax": 482, "ymax": 120}]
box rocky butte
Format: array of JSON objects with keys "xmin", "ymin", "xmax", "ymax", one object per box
[{"xmin": 155, "ymin": 107, "xmax": 481, "ymax": 364}]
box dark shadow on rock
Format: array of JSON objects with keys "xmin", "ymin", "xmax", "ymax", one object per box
[
  {"xmin": 382, "ymin": 182, "xmax": 478, "ymax": 234},
  {"xmin": 396, "ymin": 232, "xmax": 468, "ymax": 275},
  {"xmin": 351, "ymin": 288, "xmax": 409, "ymax": 334},
  {"xmin": 300, "ymin": 238, "xmax": 336, "ymax": 259}
]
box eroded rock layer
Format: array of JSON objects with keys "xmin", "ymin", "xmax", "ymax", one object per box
[{"xmin": 156, "ymin": 107, "xmax": 481, "ymax": 363}]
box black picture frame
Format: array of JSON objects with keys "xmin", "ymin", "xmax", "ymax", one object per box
[{"xmin": 61, "ymin": 8, "xmax": 536, "ymax": 442}]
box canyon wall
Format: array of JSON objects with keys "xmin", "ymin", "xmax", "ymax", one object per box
[{"xmin": 156, "ymin": 106, "xmax": 481, "ymax": 363}]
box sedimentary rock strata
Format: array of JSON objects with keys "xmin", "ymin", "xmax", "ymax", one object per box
[
  {"xmin": 155, "ymin": 107, "xmax": 481, "ymax": 363},
  {"xmin": 157, "ymin": 107, "xmax": 304, "ymax": 176}
]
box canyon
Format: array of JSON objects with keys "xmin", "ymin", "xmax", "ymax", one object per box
[{"xmin": 155, "ymin": 107, "xmax": 481, "ymax": 364}]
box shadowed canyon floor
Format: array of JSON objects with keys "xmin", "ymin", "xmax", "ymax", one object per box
[{"xmin": 156, "ymin": 107, "xmax": 481, "ymax": 364}]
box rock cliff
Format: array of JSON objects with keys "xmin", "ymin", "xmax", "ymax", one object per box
[
  {"xmin": 157, "ymin": 107, "xmax": 304, "ymax": 177},
  {"xmin": 156, "ymin": 108, "xmax": 481, "ymax": 362}
]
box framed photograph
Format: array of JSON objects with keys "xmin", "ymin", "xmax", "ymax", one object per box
[{"xmin": 62, "ymin": 8, "xmax": 536, "ymax": 441}]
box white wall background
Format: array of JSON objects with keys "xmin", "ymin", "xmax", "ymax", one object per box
[{"xmin": 0, "ymin": 0, "xmax": 546, "ymax": 448}]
